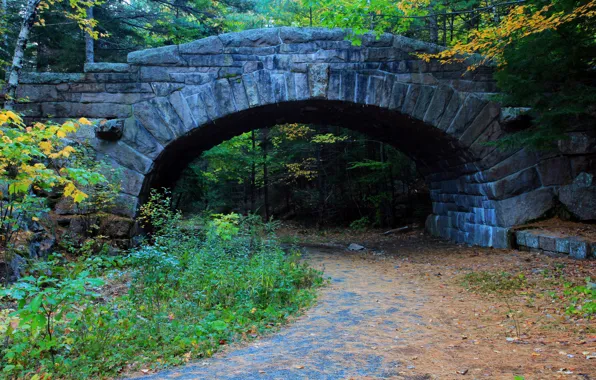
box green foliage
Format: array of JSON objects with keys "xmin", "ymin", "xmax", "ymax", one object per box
[
  {"xmin": 564, "ymin": 277, "xmax": 596, "ymax": 318},
  {"xmin": 492, "ymin": 0, "xmax": 596, "ymax": 150},
  {"xmin": 0, "ymin": 112, "xmax": 107, "ymax": 261},
  {"xmin": 0, "ymin": 270, "xmax": 104, "ymax": 376},
  {"xmin": 349, "ymin": 216, "xmax": 370, "ymax": 230},
  {"xmin": 1, "ymin": 192, "xmax": 323, "ymax": 378},
  {"xmin": 175, "ymin": 125, "xmax": 426, "ymax": 228}
]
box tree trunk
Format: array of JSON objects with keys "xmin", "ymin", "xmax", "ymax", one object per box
[
  {"xmin": 85, "ymin": 6, "xmax": 94, "ymax": 64},
  {"xmin": 250, "ymin": 130, "xmax": 256, "ymax": 213},
  {"xmin": 262, "ymin": 128, "xmax": 270, "ymax": 221},
  {"xmin": 428, "ymin": 6, "xmax": 439, "ymax": 44},
  {"xmin": 1, "ymin": 0, "xmax": 8, "ymax": 51},
  {"xmin": 5, "ymin": 0, "xmax": 42, "ymax": 110}
]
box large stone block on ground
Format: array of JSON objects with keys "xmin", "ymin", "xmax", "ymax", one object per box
[
  {"xmin": 559, "ymin": 172, "xmax": 596, "ymax": 221},
  {"xmin": 493, "ymin": 188, "xmax": 555, "ymax": 227}
]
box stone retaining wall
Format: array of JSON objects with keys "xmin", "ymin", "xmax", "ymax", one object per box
[{"xmin": 515, "ymin": 230, "xmax": 596, "ymax": 260}]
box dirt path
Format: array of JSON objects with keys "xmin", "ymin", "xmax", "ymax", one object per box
[{"xmin": 134, "ymin": 238, "xmax": 596, "ymax": 380}]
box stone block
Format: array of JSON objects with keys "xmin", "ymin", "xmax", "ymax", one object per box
[
  {"xmin": 213, "ymin": 79, "xmax": 236, "ymax": 116},
  {"xmin": 179, "ymin": 36, "xmax": 223, "ymax": 54},
  {"xmin": 446, "ymin": 94, "xmax": 486, "ymax": 137},
  {"xmin": 16, "ymin": 85, "xmax": 59, "ymax": 102},
  {"xmin": 168, "ymin": 91, "xmax": 197, "ymax": 130},
  {"xmin": 483, "ymin": 167, "xmax": 541, "ymax": 200},
  {"xmin": 493, "ymin": 188, "xmax": 555, "ymax": 227},
  {"xmin": 121, "ymin": 118, "xmax": 164, "ymax": 160},
  {"xmin": 220, "ymin": 28, "xmax": 281, "ymax": 47},
  {"xmin": 90, "ymin": 140, "xmax": 153, "ymax": 174},
  {"xmin": 401, "ymin": 84, "xmax": 421, "ymax": 115},
  {"xmin": 555, "ymin": 238, "xmax": 570, "ymax": 254},
  {"xmin": 537, "ymin": 156, "xmax": 572, "ymax": 186},
  {"xmin": 423, "ymin": 85, "xmax": 454, "ymax": 126},
  {"xmin": 525, "ymin": 232, "xmax": 540, "ymax": 249},
  {"xmin": 20, "ymin": 72, "xmax": 86, "ymax": 84},
  {"xmin": 113, "ymin": 193, "xmax": 139, "ymax": 218},
  {"xmin": 437, "ymin": 92, "xmax": 465, "ymax": 131},
  {"xmin": 308, "ymin": 63, "xmax": 329, "ymax": 99},
  {"xmin": 569, "ymin": 238, "xmax": 589, "ymax": 260},
  {"xmin": 105, "ymin": 82, "xmax": 152, "ymax": 93},
  {"xmin": 133, "ymin": 101, "xmax": 177, "ymax": 146},
  {"xmin": 280, "ymin": 27, "xmax": 345, "ymax": 43},
  {"xmin": 84, "ymin": 63, "xmax": 131, "ymax": 73},
  {"xmin": 538, "ymin": 234, "xmax": 557, "ymax": 252},
  {"xmin": 411, "ymin": 86, "xmax": 435, "ymax": 120},
  {"xmin": 96, "ymin": 119, "xmax": 124, "ymax": 141},
  {"xmin": 255, "ymin": 70, "xmax": 274, "ymax": 104},
  {"xmin": 558, "ymin": 172, "xmax": 596, "ymax": 221},
  {"xmin": 128, "ymin": 45, "xmax": 183, "ymax": 65},
  {"xmin": 458, "ymin": 101, "xmax": 500, "ymax": 147},
  {"xmin": 516, "ymin": 230, "xmax": 527, "ymax": 247}
]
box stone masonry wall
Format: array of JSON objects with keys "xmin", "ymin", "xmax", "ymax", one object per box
[{"xmin": 12, "ymin": 27, "xmax": 596, "ymax": 248}]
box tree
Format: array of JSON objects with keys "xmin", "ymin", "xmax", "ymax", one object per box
[
  {"xmin": 0, "ymin": 111, "xmax": 106, "ymax": 254},
  {"xmin": 4, "ymin": 0, "xmax": 99, "ymax": 107}
]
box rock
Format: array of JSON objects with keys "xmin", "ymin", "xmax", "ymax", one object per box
[
  {"xmin": 499, "ymin": 107, "xmax": 532, "ymax": 132},
  {"xmin": 29, "ymin": 234, "xmax": 56, "ymax": 259},
  {"xmin": 99, "ymin": 215, "xmax": 136, "ymax": 238},
  {"xmin": 348, "ymin": 243, "xmax": 365, "ymax": 251},
  {"xmin": 568, "ymin": 238, "xmax": 589, "ymax": 260},
  {"xmin": 54, "ymin": 197, "xmax": 77, "ymax": 215},
  {"xmin": 0, "ymin": 254, "xmax": 26, "ymax": 283},
  {"xmin": 559, "ymin": 172, "xmax": 596, "ymax": 221},
  {"xmin": 96, "ymin": 119, "xmax": 125, "ymax": 141},
  {"xmin": 493, "ymin": 188, "xmax": 555, "ymax": 227},
  {"xmin": 537, "ymin": 156, "xmax": 571, "ymax": 187}
]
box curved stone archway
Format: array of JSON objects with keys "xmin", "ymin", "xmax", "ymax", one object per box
[{"xmin": 15, "ymin": 27, "xmax": 563, "ymax": 248}]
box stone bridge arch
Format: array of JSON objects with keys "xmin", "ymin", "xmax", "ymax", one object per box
[{"xmin": 15, "ymin": 27, "xmax": 562, "ymax": 248}]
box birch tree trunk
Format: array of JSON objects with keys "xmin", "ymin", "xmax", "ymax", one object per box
[{"xmin": 4, "ymin": 0, "xmax": 42, "ymax": 110}]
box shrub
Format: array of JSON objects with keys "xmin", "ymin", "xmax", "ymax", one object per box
[{"xmin": 0, "ymin": 191, "xmax": 324, "ymax": 378}]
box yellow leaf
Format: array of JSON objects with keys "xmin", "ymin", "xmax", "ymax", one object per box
[{"xmin": 78, "ymin": 117, "xmax": 92, "ymax": 125}]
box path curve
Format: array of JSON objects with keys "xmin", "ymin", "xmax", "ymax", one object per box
[{"xmin": 133, "ymin": 246, "xmax": 431, "ymax": 379}]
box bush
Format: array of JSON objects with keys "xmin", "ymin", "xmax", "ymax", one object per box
[{"xmin": 0, "ymin": 191, "xmax": 324, "ymax": 378}]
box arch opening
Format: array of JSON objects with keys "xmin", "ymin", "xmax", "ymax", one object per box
[{"xmin": 144, "ymin": 100, "xmax": 474, "ymax": 194}]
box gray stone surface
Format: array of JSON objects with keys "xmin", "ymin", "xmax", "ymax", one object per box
[
  {"xmin": 493, "ymin": 188, "xmax": 555, "ymax": 227},
  {"xmin": 514, "ymin": 229, "xmax": 593, "ymax": 260},
  {"xmin": 96, "ymin": 119, "xmax": 124, "ymax": 141},
  {"xmin": 13, "ymin": 27, "xmax": 594, "ymax": 249},
  {"xmin": 559, "ymin": 172, "xmax": 596, "ymax": 221}
]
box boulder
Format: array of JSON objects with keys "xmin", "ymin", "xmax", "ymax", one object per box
[
  {"xmin": 559, "ymin": 172, "xmax": 596, "ymax": 221},
  {"xmin": 0, "ymin": 254, "xmax": 26, "ymax": 283},
  {"xmin": 99, "ymin": 215, "xmax": 136, "ymax": 239},
  {"xmin": 29, "ymin": 234, "xmax": 56, "ymax": 259}
]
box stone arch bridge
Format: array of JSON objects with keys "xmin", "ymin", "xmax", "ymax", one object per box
[{"xmin": 14, "ymin": 27, "xmax": 583, "ymax": 248}]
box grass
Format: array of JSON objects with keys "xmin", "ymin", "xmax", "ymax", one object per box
[
  {"xmin": 462, "ymin": 271, "xmax": 527, "ymax": 294},
  {"xmin": 0, "ymin": 208, "xmax": 325, "ymax": 379}
]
